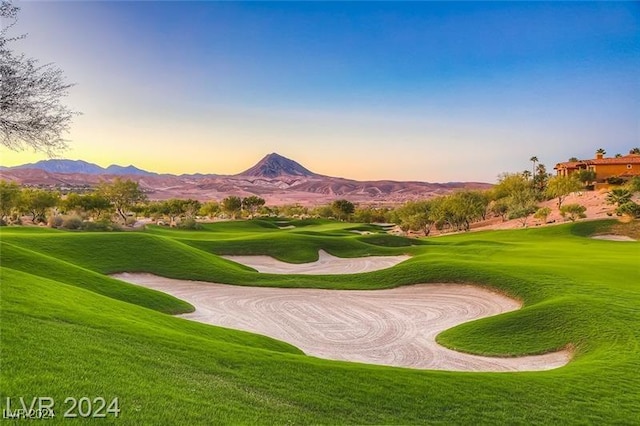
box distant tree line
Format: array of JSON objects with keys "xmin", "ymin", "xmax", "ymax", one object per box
[{"xmin": 1, "ymin": 171, "xmax": 639, "ymax": 231}]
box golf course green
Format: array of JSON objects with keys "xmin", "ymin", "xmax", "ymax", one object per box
[{"xmin": 1, "ymin": 218, "xmax": 638, "ymax": 424}]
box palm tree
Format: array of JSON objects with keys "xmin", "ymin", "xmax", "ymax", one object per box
[
  {"xmin": 568, "ymin": 157, "xmax": 579, "ymax": 162},
  {"xmin": 596, "ymin": 148, "xmax": 606, "ymax": 155},
  {"xmin": 630, "ymin": 147, "xmax": 640, "ymax": 155},
  {"xmin": 529, "ymin": 156, "xmax": 538, "ymax": 180},
  {"xmin": 615, "ymin": 153, "xmax": 622, "ymax": 158},
  {"xmin": 522, "ymin": 170, "xmax": 532, "ymax": 181}
]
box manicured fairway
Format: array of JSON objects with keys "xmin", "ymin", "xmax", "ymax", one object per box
[{"xmin": 1, "ymin": 219, "xmax": 639, "ymax": 424}]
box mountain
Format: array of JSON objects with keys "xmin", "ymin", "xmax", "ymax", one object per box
[
  {"xmin": 12, "ymin": 159, "xmax": 106, "ymax": 174},
  {"xmin": 104, "ymin": 164, "xmax": 156, "ymax": 176},
  {"xmin": 7, "ymin": 159, "xmax": 155, "ymax": 176},
  {"xmin": 0, "ymin": 153, "xmax": 492, "ymax": 204},
  {"xmin": 237, "ymin": 153, "xmax": 318, "ymax": 178}
]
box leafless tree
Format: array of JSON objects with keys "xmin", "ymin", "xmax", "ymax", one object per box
[{"xmin": 0, "ymin": 0, "xmax": 77, "ymax": 155}]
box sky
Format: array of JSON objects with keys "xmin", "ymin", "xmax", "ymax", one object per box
[{"xmin": 0, "ymin": 1, "xmax": 638, "ymax": 183}]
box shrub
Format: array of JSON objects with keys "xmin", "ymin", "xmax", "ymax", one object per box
[
  {"xmin": 616, "ymin": 201, "xmax": 640, "ymax": 219},
  {"xmin": 533, "ymin": 207, "xmax": 552, "ymax": 223},
  {"xmin": 178, "ymin": 217, "xmax": 201, "ymax": 230},
  {"xmin": 62, "ymin": 215, "xmax": 83, "ymax": 230},
  {"xmin": 606, "ymin": 176, "xmax": 625, "ymax": 185},
  {"xmin": 48, "ymin": 215, "xmax": 64, "ymax": 228},
  {"xmin": 81, "ymin": 219, "xmax": 120, "ymax": 232},
  {"xmin": 559, "ymin": 204, "xmax": 587, "ymax": 222}
]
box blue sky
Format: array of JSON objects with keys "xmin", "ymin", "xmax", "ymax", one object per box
[{"xmin": 1, "ymin": 1, "xmax": 638, "ymax": 182}]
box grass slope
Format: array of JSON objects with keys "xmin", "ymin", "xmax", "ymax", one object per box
[{"xmin": 1, "ymin": 219, "xmax": 639, "ymax": 424}]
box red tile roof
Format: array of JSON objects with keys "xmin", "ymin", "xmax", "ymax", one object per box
[{"xmin": 555, "ymin": 154, "xmax": 640, "ymax": 169}]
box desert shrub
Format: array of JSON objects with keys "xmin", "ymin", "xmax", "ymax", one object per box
[
  {"xmin": 178, "ymin": 217, "xmax": 201, "ymax": 230},
  {"xmin": 616, "ymin": 201, "xmax": 640, "ymax": 219},
  {"xmin": 81, "ymin": 219, "xmax": 120, "ymax": 232},
  {"xmin": 48, "ymin": 215, "xmax": 64, "ymax": 228},
  {"xmin": 606, "ymin": 176, "xmax": 625, "ymax": 185},
  {"xmin": 62, "ymin": 215, "xmax": 83, "ymax": 230},
  {"xmin": 560, "ymin": 204, "xmax": 587, "ymax": 222},
  {"xmin": 626, "ymin": 176, "xmax": 640, "ymax": 194},
  {"xmin": 533, "ymin": 207, "xmax": 552, "ymax": 223}
]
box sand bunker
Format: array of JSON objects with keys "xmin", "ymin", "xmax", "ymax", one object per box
[
  {"xmin": 114, "ymin": 273, "xmax": 571, "ymax": 372},
  {"xmin": 222, "ymin": 250, "xmax": 411, "ymax": 274},
  {"xmin": 591, "ymin": 234, "xmax": 636, "ymax": 242}
]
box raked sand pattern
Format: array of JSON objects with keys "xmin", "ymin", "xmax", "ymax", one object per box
[
  {"xmin": 114, "ymin": 273, "xmax": 571, "ymax": 372},
  {"xmin": 222, "ymin": 250, "xmax": 411, "ymax": 274}
]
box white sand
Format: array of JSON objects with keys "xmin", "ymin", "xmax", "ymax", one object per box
[
  {"xmin": 114, "ymin": 273, "xmax": 571, "ymax": 372},
  {"xmin": 591, "ymin": 234, "xmax": 636, "ymax": 242},
  {"xmin": 222, "ymin": 250, "xmax": 411, "ymax": 275}
]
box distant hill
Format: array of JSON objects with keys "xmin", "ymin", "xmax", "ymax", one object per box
[
  {"xmin": 237, "ymin": 153, "xmax": 318, "ymax": 178},
  {"xmin": 0, "ymin": 153, "xmax": 492, "ymax": 204},
  {"xmin": 6, "ymin": 159, "xmax": 156, "ymax": 176}
]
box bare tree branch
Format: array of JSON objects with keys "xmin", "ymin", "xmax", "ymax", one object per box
[{"xmin": 0, "ymin": 0, "xmax": 78, "ymax": 156}]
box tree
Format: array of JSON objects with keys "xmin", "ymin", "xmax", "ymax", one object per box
[
  {"xmin": 199, "ymin": 201, "xmax": 220, "ymax": 219},
  {"xmin": 522, "ymin": 170, "xmax": 532, "ymax": 181},
  {"xmin": 0, "ymin": 1, "xmax": 77, "ymax": 155},
  {"xmin": 242, "ymin": 196, "xmax": 265, "ymax": 219},
  {"xmin": 596, "ymin": 148, "xmax": 606, "ymax": 156},
  {"xmin": 533, "ymin": 163, "xmax": 549, "ymax": 193},
  {"xmin": 545, "ymin": 175, "xmax": 582, "ymax": 209},
  {"xmin": 62, "ymin": 192, "xmax": 111, "ymax": 219},
  {"xmin": 630, "ymin": 147, "xmax": 640, "ymax": 155},
  {"xmin": 492, "ymin": 173, "xmax": 531, "ymax": 200},
  {"xmin": 568, "ymin": 157, "xmax": 579, "ymax": 162},
  {"xmin": 331, "ymin": 199, "xmax": 355, "ymax": 221},
  {"xmin": 530, "ymin": 156, "xmax": 538, "ymax": 180},
  {"xmin": 605, "ymin": 188, "xmax": 632, "ymax": 207},
  {"xmin": 575, "ymin": 169, "xmax": 596, "ymax": 186},
  {"xmin": 559, "ymin": 204, "xmax": 586, "ymax": 222},
  {"xmin": 19, "ymin": 188, "xmax": 60, "ymax": 223},
  {"xmin": 221, "ymin": 196, "xmax": 242, "ymax": 219},
  {"xmin": 507, "ymin": 188, "xmax": 538, "ymax": 227},
  {"xmin": 614, "ymin": 153, "xmax": 622, "ymax": 158},
  {"xmin": 98, "ymin": 178, "xmax": 146, "ymax": 223},
  {"xmin": 0, "ymin": 179, "xmax": 20, "ymax": 223},
  {"xmin": 488, "ymin": 198, "xmax": 509, "ymax": 222},
  {"xmin": 394, "ymin": 200, "xmax": 436, "ymax": 235}
]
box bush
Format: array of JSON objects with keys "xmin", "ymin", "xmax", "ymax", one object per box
[
  {"xmin": 559, "ymin": 204, "xmax": 587, "ymax": 222},
  {"xmin": 178, "ymin": 217, "xmax": 201, "ymax": 230},
  {"xmin": 48, "ymin": 215, "xmax": 64, "ymax": 228},
  {"xmin": 81, "ymin": 220, "xmax": 120, "ymax": 232},
  {"xmin": 616, "ymin": 201, "xmax": 640, "ymax": 219},
  {"xmin": 606, "ymin": 176, "xmax": 625, "ymax": 185},
  {"xmin": 533, "ymin": 207, "xmax": 551, "ymax": 223},
  {"xmin": 62, "ymin": 215, "xmax": 83, "ymax": 230}
]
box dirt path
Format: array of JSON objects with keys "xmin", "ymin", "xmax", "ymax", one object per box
[
  {"xmin": 222, "ymin": 250, "xmax": 411, "ymax": 274},
  {"xmin": 114, "ymin": 273, "xmax": 571, "ymax": 372}
]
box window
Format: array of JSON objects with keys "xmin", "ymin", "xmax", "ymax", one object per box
[{"xmin": 627, "ymin": 164, "xmax": 633, "ymax": 169}]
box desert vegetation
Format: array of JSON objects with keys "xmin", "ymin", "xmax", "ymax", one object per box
[{"xmin": 2, "ymin": 164, "xmax": 640, "ymax": 233}]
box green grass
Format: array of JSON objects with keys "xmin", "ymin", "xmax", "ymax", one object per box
[{"xmin": 1, "ymin": 219, "xmax": 639, "ymax": 424}]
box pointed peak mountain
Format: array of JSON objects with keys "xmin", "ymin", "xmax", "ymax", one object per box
[{"xmin": 237, "ymin": 153, "xmax": 318, "ymax": 178}]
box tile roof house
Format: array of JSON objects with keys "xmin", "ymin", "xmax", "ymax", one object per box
[{"xmin": 554, "ymin": 151, "xmax": 640, "ymax": 186}]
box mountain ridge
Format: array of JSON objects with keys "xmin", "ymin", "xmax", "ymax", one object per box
[{"xmin": 0, "ymin": 153, "xmax": 492, "ymax": 204}]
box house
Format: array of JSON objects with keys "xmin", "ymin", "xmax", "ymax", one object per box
[{"xmin": 554, "ymin": 151, "xmax": 640, "ymax": 187}]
